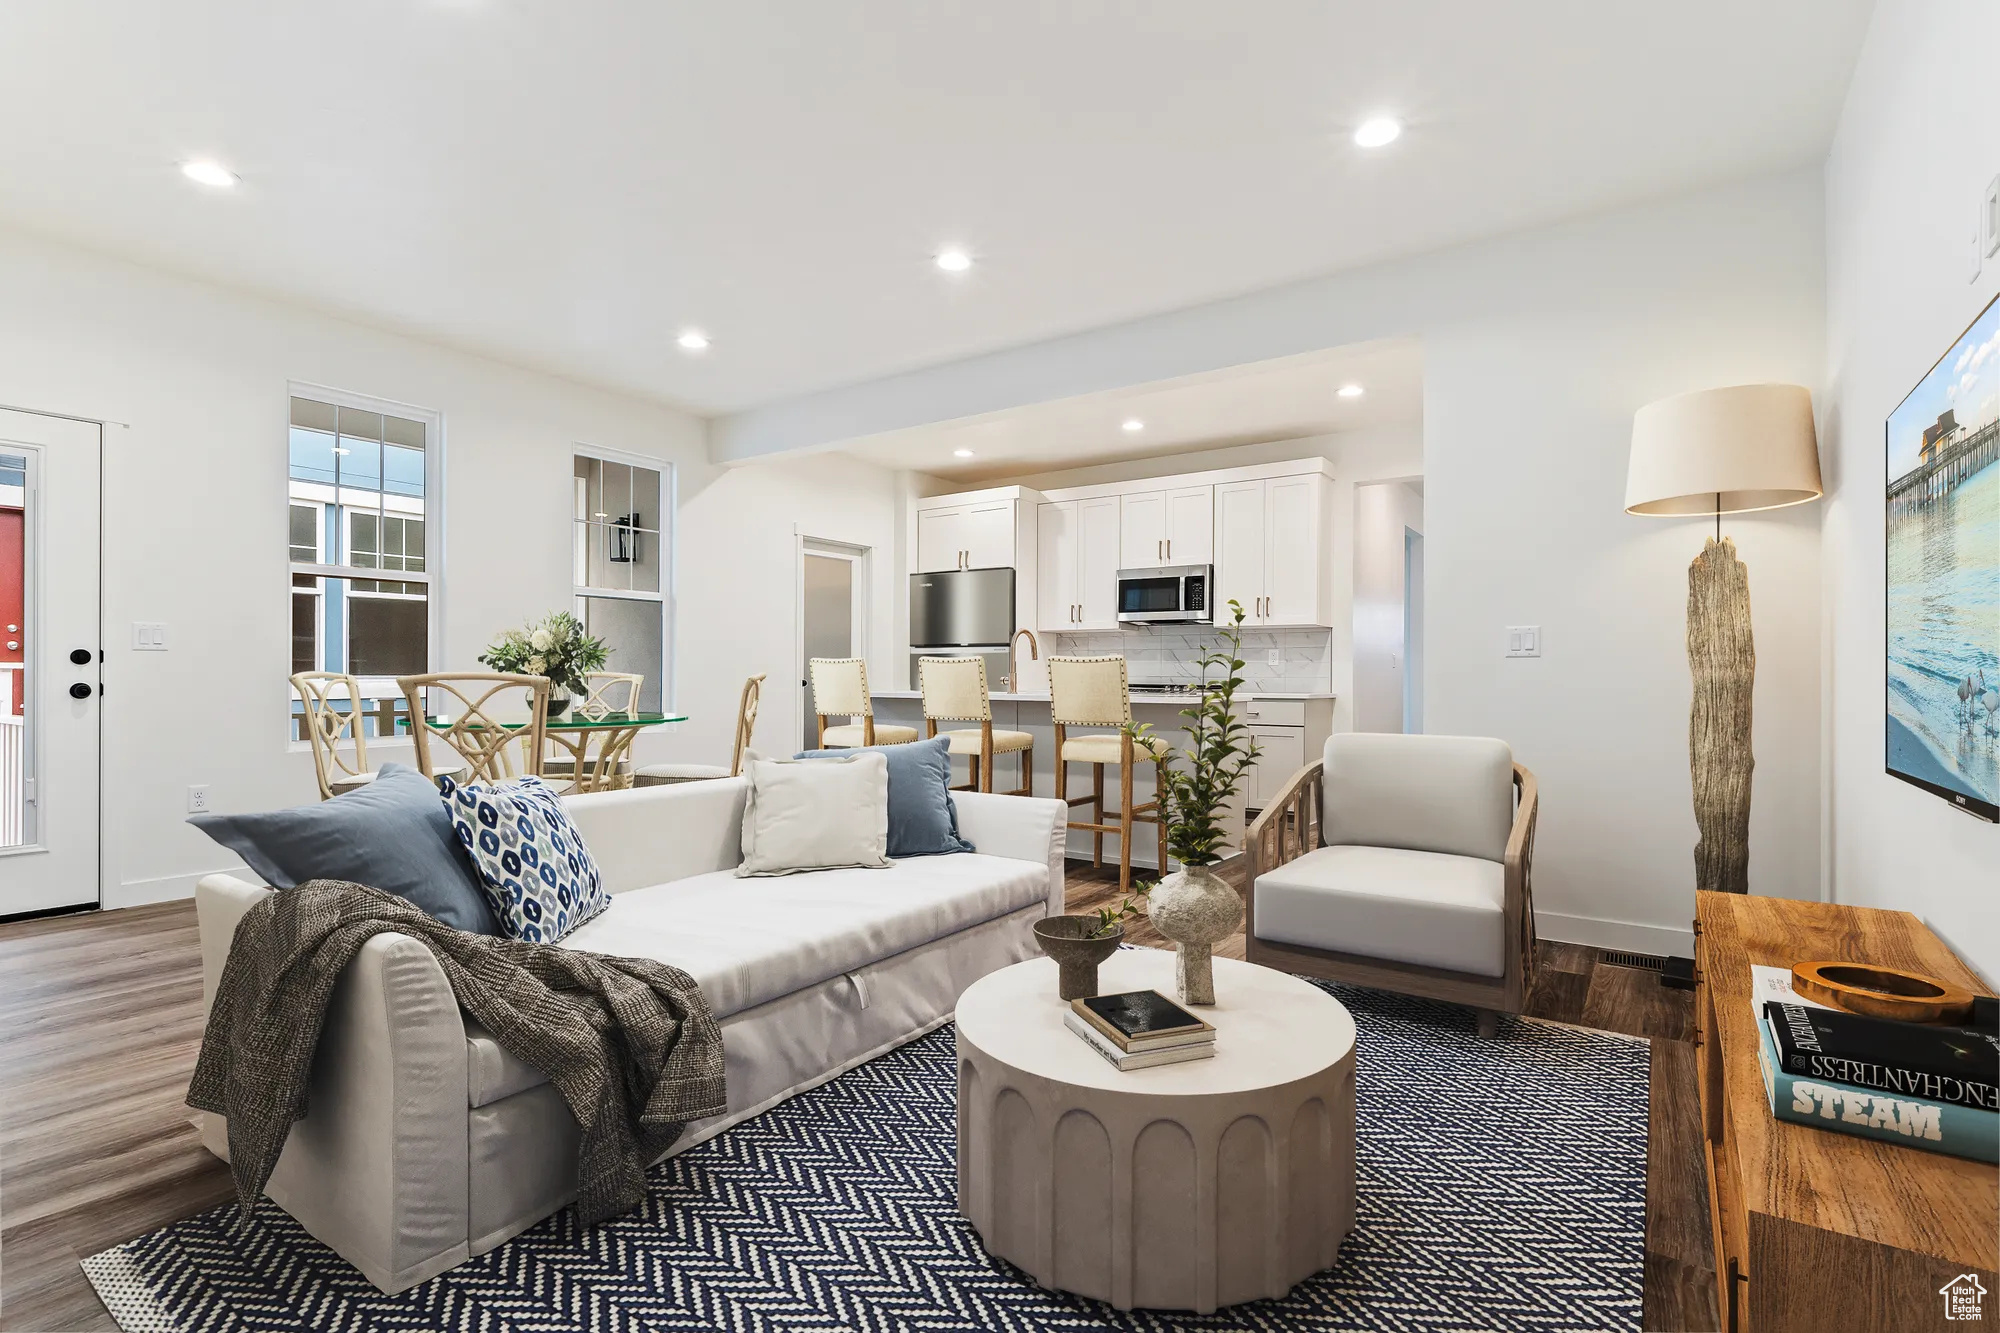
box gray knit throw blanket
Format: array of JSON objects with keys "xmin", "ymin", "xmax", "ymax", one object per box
[{"xmin": 188, "ymin": 880, "xmax": 726, "ymax": 1227}]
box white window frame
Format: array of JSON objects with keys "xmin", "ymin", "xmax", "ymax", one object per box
[
  {"xmin": 287, "ymin": 382, "xmax": 444, "ymax": 751},
  {"xmin": 571, "ymin": 444, "xmax": 674, "ymax": 712}
]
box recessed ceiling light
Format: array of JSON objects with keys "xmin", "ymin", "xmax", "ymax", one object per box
[
  {"xmin": 935, "ymin": 248, "xmax": 973, "ymax": 273},
  {"xmin": 1353, "ymin": 117, "xmax": 1402, "ymax": 149},
  {"xmin": 180, "ymin": 159, "xmax": 238, "ymax": 188},
  {"xmin": 1122, "ymin": 418, "xmax": 1145, "ymax": 433},
  {"xmin": 1338, "ymin": 384, "xmax": 1365, "ymax": 398},
  {"xmin": 953, "ymin": 448, "xmax": 975, "ymax": 458},
  {"xmin": 676, "ymin": 330, "xmax": 710, "ymax": 351}
]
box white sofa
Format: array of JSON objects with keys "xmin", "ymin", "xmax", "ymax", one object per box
[{"xmin": 192, "ymin": 777, "xmax": 1066, "ymax": 1293}]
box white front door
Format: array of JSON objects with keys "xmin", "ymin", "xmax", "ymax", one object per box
[{"xmin": 0, "ymin": 409, "xmax": 101, "ymax": 918}]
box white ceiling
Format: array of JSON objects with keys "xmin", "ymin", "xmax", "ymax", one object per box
[
  {"xmin": 842, "ymin": 339, "xmax": 1422, "ymax": 482},
  {"xmin": 0, "ymin": 1, "xmax": 1872, "ymax": 414}
]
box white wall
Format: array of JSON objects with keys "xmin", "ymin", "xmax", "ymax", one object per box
[
  {"xmin": 1823, "ymin": 0, "xmax": 2000, "ymax": 981},
  {"xmin": 721, "ymin": 172, "xmax": 1830, "ymax": 956},
  {"xmin": 0, "ymin": 224, "xmax": 907, "ymax": 910},
  {"xmin": 1353, "ymin": 481, "xmax": 1425, "ymax": 733}
]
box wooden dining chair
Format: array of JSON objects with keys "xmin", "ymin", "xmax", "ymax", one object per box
[
  {"xmin": 545, "ymin": 671, "xmax": 646, "ymax": 784},
  {"xmin": 808, "ymin": 658, "xmax": 918, "ymax": 748},
  {"xmin": 918, "ymin": 655, "xmax": 1033, "ymax": 794},
  {"xmin": 397, "ymin": 672, "xmax": 550, "ymax": 785},
  {"xmin": 635, "ymin": 674, "xmax": 765, "ymax": 786},
  {"xmin": 1049, "ymin": 655, "xmax": 1168, "ymax": 893},
  {"xmin": 291, "ymin": 671, "xmax": 377, "ymax": 800}
]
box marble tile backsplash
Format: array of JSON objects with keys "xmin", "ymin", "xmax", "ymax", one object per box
[{"xmin": 1046, "ymin": 627, "xmax": 1333, "ymax": 694}]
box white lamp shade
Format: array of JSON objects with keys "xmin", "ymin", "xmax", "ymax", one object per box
[{"xmin": 1625, "ymin": 383, "xmax": 1822, "ymax": 516}]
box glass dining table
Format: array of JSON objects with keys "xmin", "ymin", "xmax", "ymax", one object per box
[{"xmin": 424, "ymin": 709, "xmax": 688, "ymax": 793}]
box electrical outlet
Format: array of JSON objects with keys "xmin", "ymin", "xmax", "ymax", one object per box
[
  {"xmin": 186, "ymin": 784, "xmax": 210, "ymax": 814},
  {"xmin": 1505, "ymin": 625, "xmax": 1542, "ymax": 658},
  {"xmin": 1266, "ymin": 648, "xmax": 1282, "ymax": 666}
]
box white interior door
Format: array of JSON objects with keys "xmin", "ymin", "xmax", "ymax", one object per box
[
  {"xmin": 800, "ymin": 545, "xmax": 862, "ymax": 749},
  {"xmin": 0, "ymin": 409, "xmax": 101, "ymax": 918}
]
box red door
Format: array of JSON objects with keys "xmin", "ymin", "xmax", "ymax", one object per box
[{"xmin": 0, "ymin": 507, "xmax": 21, "ymax": 716}]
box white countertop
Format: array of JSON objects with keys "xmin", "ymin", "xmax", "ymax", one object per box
[{"xmin": 871, "ymin": 689, "xmax": 1336, "ymax": 703}]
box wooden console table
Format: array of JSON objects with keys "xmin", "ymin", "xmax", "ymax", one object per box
[{"xmin": 1695, "ymin": 892, "xmax": 1998, "ymax": 1332}]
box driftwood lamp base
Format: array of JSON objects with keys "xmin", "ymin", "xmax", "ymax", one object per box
[{"xmin": 1687, "ymin": 537, "xmax": 1754, "ymax": 894}]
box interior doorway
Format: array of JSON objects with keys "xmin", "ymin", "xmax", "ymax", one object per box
[
  {"xmin": 798, "ymin": 540, "xmax": 869, "ymax": 750},
  {"xmin": 1403, "ymin": 527, "xmax": 1426, "ymax": 734},
  {"xmin": 0, "ymin": 408, "xmax": 102, "ymax": 919}
]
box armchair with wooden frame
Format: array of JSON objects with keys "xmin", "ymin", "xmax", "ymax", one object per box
[{"xmin": 1245, "ymin": 732, "xmax": 1537, "ymax": 1036}]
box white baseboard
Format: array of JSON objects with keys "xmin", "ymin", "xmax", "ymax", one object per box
[
  {"xmin": 105, "ymin": 867, "xmax": 236, "ymax": 911},
  {"xmin": 1535, "ymin": 911, "xmax": 1694, "ymax": 960}
]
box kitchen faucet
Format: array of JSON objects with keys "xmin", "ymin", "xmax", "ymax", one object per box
[{"xmin": 1007, "ymin": 628, "xmax": 1039, "ymax": 693}]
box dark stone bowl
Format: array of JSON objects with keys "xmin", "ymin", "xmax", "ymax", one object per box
[{"xmin": 1033, "ymin": 915, "xmax": 1123, "ymax": 1000}]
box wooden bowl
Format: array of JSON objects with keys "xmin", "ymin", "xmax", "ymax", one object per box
[{"xmin": 1790, "ymin": 960, "xmax": 1975, "ymax": 1024}]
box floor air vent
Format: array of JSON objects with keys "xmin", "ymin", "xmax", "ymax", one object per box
[{"xmin": 1599, "ymin": 950, "xmax": 1667, "ymax": 972}]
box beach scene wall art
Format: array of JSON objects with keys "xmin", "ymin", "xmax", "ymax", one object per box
[{"xmin": 1886, "ymin": 291, "xmax": 2000, "ymax": 821}]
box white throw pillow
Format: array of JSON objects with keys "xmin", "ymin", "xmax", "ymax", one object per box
[{"xmin": 737, "ymin": 750, "xmax": 892, "ymax": 877}]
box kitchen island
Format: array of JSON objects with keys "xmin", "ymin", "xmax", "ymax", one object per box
[{"xmin": 870, "ymin": 690, "xmax": 1334, "ymax": 868}]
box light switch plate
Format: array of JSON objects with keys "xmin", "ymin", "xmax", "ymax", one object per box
[
  {"xmin": 131, "ymin": 621, "xmax": 167, "ymax": 650},
  {"xmin": 1986, "ymin": 174, "xmax": 2000, "ymax": 259},
  {"xmin": 1506, "ymin": 625, "xmax": 1542, "ymax": 658}
]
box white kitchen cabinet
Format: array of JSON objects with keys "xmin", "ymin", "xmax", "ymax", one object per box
[
  {"xmin": 1212, "ymin": 476, "xmax": 1331, "ymax": 627},
  {"xmin": 1119, "ymin": 485, "xmax": 1213, "ymax": 568},
  {"xmin": 1036, "ymin": 497, "xmax": 1121, "ymax": 629},
  {"xmin": 1244, "ymin": 725, "xmax": 1308, "ymax": 809},
  {"xmin": 918, "ymin": 500, "xmax": 1015, "ymax": 572}
]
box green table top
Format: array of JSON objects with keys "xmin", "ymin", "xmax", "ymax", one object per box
[{"xmin": 425, "ymin": 710, "xmax": 686, "ymax": 732}]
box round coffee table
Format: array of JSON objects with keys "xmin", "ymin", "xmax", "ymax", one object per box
[{"xmin": 955, "ymin": 949, "xmax": 1356, "ymax": 1313}]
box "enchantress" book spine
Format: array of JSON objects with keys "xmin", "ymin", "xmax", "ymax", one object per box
[
  {"xmin": 1756, "ymin": 1013, "xmax": 1998, "ymax": 1164},
  {"xmin": 1764, "ymin": 1001, "xmax": 1999, "ymax": 1112}
]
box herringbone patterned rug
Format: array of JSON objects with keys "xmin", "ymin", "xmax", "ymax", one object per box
[{"xmin": 85, "ymin": 984, "xmax": 1648, "ymax": 1332}]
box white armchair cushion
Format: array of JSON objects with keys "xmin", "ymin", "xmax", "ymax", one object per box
[
  {"xmin": 1253, "ymin": 844, "xmax": 1506, "ymax": 977},
  {"xmin": 1321, "ymin": 733, "xmax": 1515, "ymax": 862}
]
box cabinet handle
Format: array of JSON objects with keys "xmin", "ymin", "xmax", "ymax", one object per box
[
  {"xmin": 1157, "ymin": 539, "xmax": 1162, "ymax": 561},
  {"xmin": 1166, "ymin": 538, "xmax": 1171, "ymax": 560}
]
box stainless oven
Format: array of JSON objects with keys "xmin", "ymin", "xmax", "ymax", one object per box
[{"xmin": 1115, "ymin": 564, "xmax": 1212, "ymax": 624}]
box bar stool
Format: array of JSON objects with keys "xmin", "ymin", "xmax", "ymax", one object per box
[
  {"xmin": 1049, "ymin": 655, "xmax": 1168, "ymax": 893},
  {"xmin": 809, "ymin": 657, "xmax": 919, "ymax": 748},
  {"xmin": 918, "ymin": 656, "xmax": 1034, "ymax": 794}
]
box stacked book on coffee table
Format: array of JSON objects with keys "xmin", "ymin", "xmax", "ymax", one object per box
[{"xmin": 1064, "ymin": 989, "xmax": 1216, "ymax": 1070}]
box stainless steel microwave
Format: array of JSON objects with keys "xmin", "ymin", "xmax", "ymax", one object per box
[{"xmin": 1115, "ymin": 564, "xmax": 1212, "ymax": 624}]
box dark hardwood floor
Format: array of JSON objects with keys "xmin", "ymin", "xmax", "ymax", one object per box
[{"xmin": 1, "ymin": 870, "xmax": 1714, "ymax": 1332}]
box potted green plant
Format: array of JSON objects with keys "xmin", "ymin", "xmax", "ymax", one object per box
[
  {"xmin": 1127, "ymin": 601, "xmax": 1261, "ymax": 1005},
  {"xmin": 477, "ymin": 611, "xmax": 608, "ymax": 717}
]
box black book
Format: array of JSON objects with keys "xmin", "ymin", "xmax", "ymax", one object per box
[
  {"xmin": 1075, "ymin": 990, "xmax": 1213, "ymax": 1051},
  {"xmin": 1763, "ymin": 1000, "xmax": 2000, "ymax": 1112}
]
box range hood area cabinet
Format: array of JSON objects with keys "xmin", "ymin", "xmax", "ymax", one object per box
[
  {"xmin": 1036, "ymin": 496, "xmax": 1122, "ymax": 630},
  {"xmin": 1118, "ymin": 484, "xmax": 1214, "ymax": 568},
  {"xmin": 1215, "ymin": 474, "xmax": 1336, "ymax": 627},
  {"xmin": 915, "ymin": 498, "xmax": 1016, "ymax": 572}
]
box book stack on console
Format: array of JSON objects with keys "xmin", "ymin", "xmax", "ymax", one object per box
[
  {"xmin": 1749, "ymin": 965, "xmax": 1999, "ymax": 1164},
  {"xmin": 1064, "ymin": 990, "xmax": 1216, "ymax": 1071}
]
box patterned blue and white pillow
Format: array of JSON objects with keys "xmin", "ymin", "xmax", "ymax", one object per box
[{"xmin": 438, "ymin": 775, "xmax": 609, "ymax": 943}]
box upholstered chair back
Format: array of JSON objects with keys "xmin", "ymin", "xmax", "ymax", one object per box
[
  {"xmin": 807, "ymin": 657, "xmax": 872, "ymax": 718},
  {"xmin": 918, "ymin": 656, "xmax": 992, "ymax": 723},
  {"xmin": 1047, "ymin": 656, "xmax": 1132, "ymax": 727},
  {"xmin": 292, "ymin": 671, "xmax": 371, "ymax": 800},
  {"xmin": 1321, "ymin": 732, "xmax": 1515, "ymax": 863}
]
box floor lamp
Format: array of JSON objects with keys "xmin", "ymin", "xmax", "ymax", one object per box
[{"xmin": 1625, "ymin": 385, "xmax": 1822, "ymax": 979}]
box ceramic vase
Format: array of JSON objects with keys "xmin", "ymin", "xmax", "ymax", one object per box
[
  {"xmin": 1146, "ymin": 865, "xmax": 1242, "ymax": 1005},
  {"xmin": 1032, "ymin": 915, "xmax": 1123, "ymax": 1000}
]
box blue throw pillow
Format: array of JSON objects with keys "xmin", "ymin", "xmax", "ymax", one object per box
[
  {"xmin": 439, "ymin": 774, "xmax": 610, "ymax": 943},
  {"xmin": 188, "ymin": 762, "xmax": 502, "ymax": 935},
  {"xmin": 794, "ymin": 735, "xmax": 974, "ymax": 858}
]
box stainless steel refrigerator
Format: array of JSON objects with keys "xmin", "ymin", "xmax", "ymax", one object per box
[{"xmin": 909, "ymin": 568, "xmax": 1018, "ymax": 690}]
